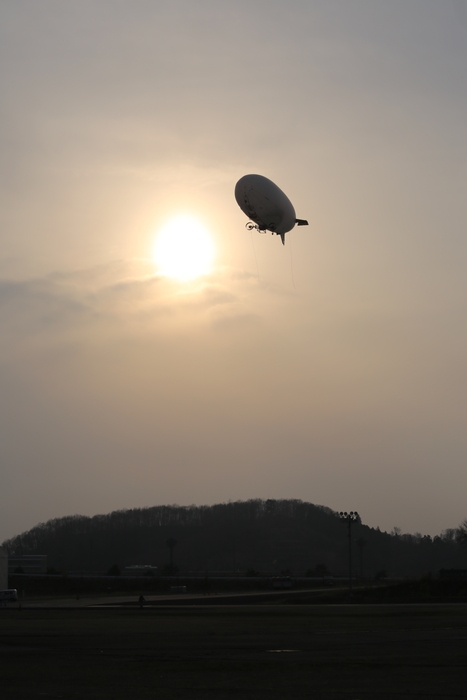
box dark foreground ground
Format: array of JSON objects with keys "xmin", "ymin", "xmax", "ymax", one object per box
[{"xmin": 1, "ymin": 603, "xmax": 466, "ymax": 699}]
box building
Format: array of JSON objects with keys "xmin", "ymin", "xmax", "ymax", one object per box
[
  {"xmin": 0, "ymin": 548, "xmax": 7, "ymax": 589},
  {"xmin": 8, "ymin": 555, "xmax": 47, "ymax": 575}
]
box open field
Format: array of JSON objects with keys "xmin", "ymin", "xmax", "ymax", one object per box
[{"xmin": 1, "ymin": 603, "xmax": 467, "ymax": 699}]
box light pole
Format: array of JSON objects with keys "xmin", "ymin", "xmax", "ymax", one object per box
[{"xmin": 339, "ymin": 511, "xmax": 360, "ymax": 597}]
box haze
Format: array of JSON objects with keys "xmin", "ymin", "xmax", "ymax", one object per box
[{"xmin": 1, "ymin": 0, "xmax": 466, "ymax": 540}]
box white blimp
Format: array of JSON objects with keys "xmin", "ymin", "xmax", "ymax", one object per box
[{"xmin": 235, "ymin": 174, "xmax": 308, "ymax": 245}]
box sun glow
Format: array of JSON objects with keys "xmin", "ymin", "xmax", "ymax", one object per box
[{"xmin": 153, "ymin": 215, "xmax": 215, "ymax": 281}]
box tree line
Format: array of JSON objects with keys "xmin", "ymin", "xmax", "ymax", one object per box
[{"xmin": 2, "ymin": 499, "xmax": 466, "ymax": 578}]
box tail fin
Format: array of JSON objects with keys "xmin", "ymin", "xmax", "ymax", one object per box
[
  {"xmin": 280, "ymin": 232, "xmax": 285, "ymax": 245},
  {"xmin": 295, "ymin": 219, "xmax": 308, "ymax": 226}
]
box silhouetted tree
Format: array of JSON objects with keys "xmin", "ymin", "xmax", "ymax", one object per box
[
  {"xmin": 315, "ymin": 563, "xmax": 329, "ymax": 577},
  {"xmin": 356, "ymin": 538, "xmax": 367, "ymax": 579},
  {"xmin": 161, "ymin": 563, "xmax": 179, "ymax": 575},
  {"xmin": 106, "ymin": 564, "xmax": 120, "ymax": 576},
  {"xmin": 166, "ymin": 537, "xmax": 177, "ymax": 573},
  {"xmin": 456, "ymin": 520, "xmax": 467, "ymax": 547}
]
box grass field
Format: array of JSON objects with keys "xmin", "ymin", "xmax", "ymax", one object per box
[{"xmin": 1, "ymin": 603, "xmax": 467, "ymax": 699}]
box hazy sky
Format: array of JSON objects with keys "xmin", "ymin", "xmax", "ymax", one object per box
[{"xmin": 1, "ymin": 1, "xmax": 466, "ymax": 540}]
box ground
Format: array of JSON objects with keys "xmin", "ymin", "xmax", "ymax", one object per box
[{"xmin": 1, "ymin": 601, "xmax": 466, "ymax": 698}]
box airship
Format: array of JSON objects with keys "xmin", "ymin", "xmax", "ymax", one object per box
[{"xmin": 235, "ymin": 174, "xmax": 308, "ymax": 245}]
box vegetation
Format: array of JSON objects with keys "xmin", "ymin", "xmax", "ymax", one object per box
[
  {"xmin": 2, "ymin": 499, "xmax": 466, "ymax": 578},
  {"xmin": 106, "ymin": 564, "xmax": 121, "ymax": 576},
  {"xmin": 456, "ymin": 519, "xmax": 467, "ymax": 547}
]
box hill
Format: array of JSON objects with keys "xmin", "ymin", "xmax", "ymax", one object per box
[{"xmin": 2, "ymin": 499, "xmax": 464, "ymax": 578}]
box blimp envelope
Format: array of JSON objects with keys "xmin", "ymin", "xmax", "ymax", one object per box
[{"xmin": 235, "ymin": 174, "xmax": 308, "ymax": 244}]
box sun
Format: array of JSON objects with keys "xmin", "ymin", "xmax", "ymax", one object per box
[{"xmin": 153, "ymin": 215, "xmax": 215, "ymax": 281}]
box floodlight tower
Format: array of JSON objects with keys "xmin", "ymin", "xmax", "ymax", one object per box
[{"xmin": 339, "ymin": 511, "xmax": 360, "ymax": 597}]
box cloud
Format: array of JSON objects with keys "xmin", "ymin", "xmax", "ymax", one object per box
[
  {"xmin": 211, "ymin": 312, "xmax": 261, "ymax": 332},
  {"xmin": 0, "ymin": 278, "xmax": 91, "ymax": 333},
  {"xmin": 0, "ymin": 261, "xmax": 274, "ymax": 352}
]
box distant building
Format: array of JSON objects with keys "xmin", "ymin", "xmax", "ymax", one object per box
[
  {"xmin": 8, "ymin": 555, "xmax": 47, "ymax": 575},
  {"xmin": 0, "ymin": 547, "xmax": 7, "ymax": 589}
]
